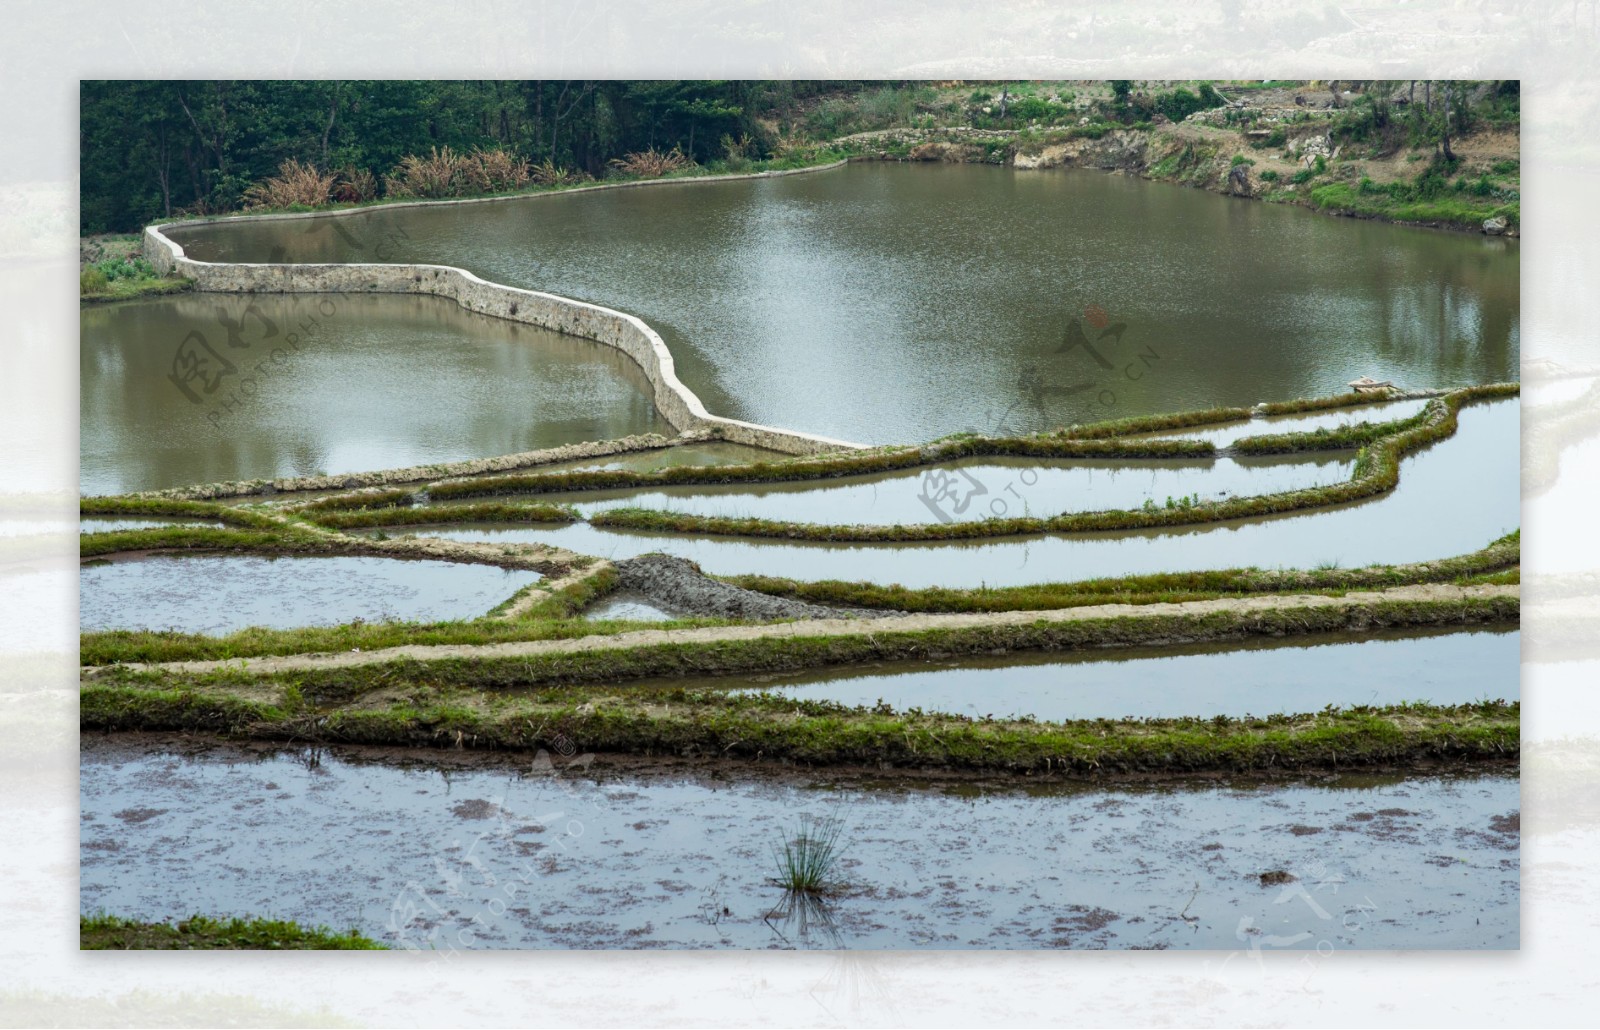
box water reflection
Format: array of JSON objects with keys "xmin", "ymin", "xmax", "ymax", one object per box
[
  {"xmin": 80, "ymin": 293, "xmax": 670, "ymax": 495},
  {"xmin": 168, "ymin": 163, "xmax": 1520, "ymax": 445}
]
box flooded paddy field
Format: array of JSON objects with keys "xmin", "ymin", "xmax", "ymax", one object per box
[
  {"xmin": 398, "ymin": 399, "xmax": 1517, "ymax": 587},
  {"xmin": 167, "ymin": 162, "xmax": 1519, "ymax": 445},
  {"xmin": 515, "ymin": 441, "xmax": 792, "ymax": 476},
  {"xmin": 79, "ymin": 516, "xmax": 225, "ymax": 534},
  {"xmin": 79, "ymin": 554, "xmax": 540, "ymax": 634},
  {"xmin": 709, "ymin": 628, "xmax": 1519, "ymax": 721},
  {"xmin": 80, "ymin": 736, "xmax": 1519, "ymax": 950},
  {"xmin": 80, "ymin": 293, "xmax": 669, "ymax": 495},
  {"xmin": 85, "ymin": 148, "xmax": 1521, "ymax": 961},
  {"xmin": 1128, "ymin": 398, "xmax": 1433, "ymax": 446},
  {"xmin": 436, "ymin": 452, "xmax": 1355, "ymax": 526}
]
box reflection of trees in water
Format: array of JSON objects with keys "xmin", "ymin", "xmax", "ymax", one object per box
[{"xmin": 1379, "ymin": 276, "xmax": 1518, "ymax": 382}]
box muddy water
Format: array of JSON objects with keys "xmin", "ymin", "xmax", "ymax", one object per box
[
  {"xmin": 401, "ymin": 399, "xmax": 1518, "ymax": 587},
  {"xmin": 79, "ymin": 554, "xmax": 541, "ymax": 634},
  {"xmin": 442, "ymin": 452, "xmax": 1354, "ymax": 526},
  {"xmin": 80, "ymin": 293, "xmax": 670, "ymax": 496},
  {"xmin": 80, "ymin": 737, "xmax": 1518, "ymax": 950},
  {"xmin": 583, "ymin": 591, "xmax": 683, "ymax": 622},
  {"xmin": 713, "ymin": 628, "xmax": 1518, "ymax": 721},
  {"xmin": 168, "ymin": 162, "xmax": 1519, "ymax": 445}
]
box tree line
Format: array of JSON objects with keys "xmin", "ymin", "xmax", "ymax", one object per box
[{"xmin": 80, "ymin": 80, "xmax": 874, "ymax": 233}]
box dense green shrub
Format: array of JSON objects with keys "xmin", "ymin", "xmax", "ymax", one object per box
[{"xmin": 80, "ymin": 266, "xmax": 108, "ymax": 293}]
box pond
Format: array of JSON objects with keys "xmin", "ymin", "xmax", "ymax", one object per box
[
  {"xmin": 79, "ymin": 554, "xmax": 541, "ymax": 634},
  {"xmin": 168, "ymin": 162, "xmax": 1520, "ymax": 446},
  {"xmin": 80, "ymin": 293, "xmax": 670, "ymax": 495},
  {"xmin": 80, "ymin": 737, "xmax": 1519, "ymax": 950},
  {"xmin": 399, "ymin": 398, "xmax": 1518, "ymax": 587}
]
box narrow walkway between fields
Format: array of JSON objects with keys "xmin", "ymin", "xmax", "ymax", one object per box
[{"xmin": 85, "ymin": 582, "xmax": 1517, "ymax": 679}]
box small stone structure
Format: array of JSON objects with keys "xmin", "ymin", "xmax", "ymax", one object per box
[{"xmin": 142, "ymin": 169, "xmax": 862, "ymax": 458}]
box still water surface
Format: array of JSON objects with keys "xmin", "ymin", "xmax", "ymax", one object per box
[
  {"xmin": 80, "ymin": 293, "xmax": 669, "ymax": 495},
  {"xmin": 403, "ymin": 399, "xmax": 1517, "ymax": 586},
  {"xmin": 713, "ymin": 628, "xmax": 1518, "ymax": 721},
  {"xmin": 79, "ymin": 554, "xmax": 540, "ymax": 633},
  {"xmin": 169, "ymin": 162, "xmax": 1520, "ymax": 445}
]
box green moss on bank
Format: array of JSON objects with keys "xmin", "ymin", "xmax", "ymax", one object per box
[
  {"xmin": 81, "ymin": 495, "xmax": 287, "ymax": 530},
  {"xmin": 725, "ymin": 532, "xmax": 1519, "ymax": 613},
  {"xmin": 1307, "ymin": 182, "xmax": 1517, "ymax": 232},
  {"xmin": 423, "ymin": 435, "xmax": 1215, "ymax": 502},
  {"xmin": 1233, "ymin": 405, "xmax": 1433, "ymax": 454},
  {"xmin": 309, "ymin": 500, "xmax": 580, "ymax": 529},
  {"xmin": 79, "ymin": 675, "xmax": 1519, "ymax": 775},
  {"xmin": 87, "ymin": 594, "xmax": 1517, "ymax": 697},
  {"xmin": 80, "ymin": 913, "xmax": 385, "ymax": 950},
  {"xmin": 588, "ymin": 385, "xmax": 1516, "ymax": 542}
]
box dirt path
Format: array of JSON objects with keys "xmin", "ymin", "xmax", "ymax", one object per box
[{"xmin": 87, "ymin": 582, "xmax": 1516, "ymax": 679}]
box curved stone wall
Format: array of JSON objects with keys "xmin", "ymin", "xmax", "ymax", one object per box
[{"xmin": 141, "ymin": 163, "xmax": 862, "ymax": 457}]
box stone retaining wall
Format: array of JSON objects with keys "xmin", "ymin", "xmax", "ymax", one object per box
[{"xmin": 142, "ymin": 168, "xmax": 863, "ymax": 457}]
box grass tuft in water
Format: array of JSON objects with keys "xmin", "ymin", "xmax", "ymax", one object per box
[{"xmin": 771, "ymin": 813, "xmax": 848, "ymax": 896}]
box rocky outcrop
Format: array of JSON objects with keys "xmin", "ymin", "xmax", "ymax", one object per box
[
  {"xmin": 612, "ymin": 553, "xmax": 898, "ymax": 621},
  {"xmin": 1010, "ymin": 130, "xmax": 1148, "ymax": 171},
  {"xmin": 908, "ymin": 141, "xmax": 983, "ymax": 162}
]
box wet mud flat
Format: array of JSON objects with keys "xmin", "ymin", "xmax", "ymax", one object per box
[
  {"xmin": 79, "ymin": 553, "xmax": 541, "ymax": 634},
  {"xmin": 80, "ymin": 735, "xmax": 1519, "ymax": 950}
]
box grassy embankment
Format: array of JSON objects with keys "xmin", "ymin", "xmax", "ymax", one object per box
[
  {"xmin": 80, "ymin": 913, "xmax": 384, "ymax": 950},
  {"xmin": 78, "ymin": 543, "xmax": 1516, "ymax": 667},
  {"xmin": 79, "ymin": 236, "xmax": 191, "ymax": 302},
  {"xmin": 82, "ymin": 641, "xmax": 1519, "ymax": 776},
  {"xmin": 79, "ymin": 385, "xmax": 1519, "ymax": 666},
  {"xmin": 729, "ymin": 531, "xmax": 1519, "ymax": 613}
]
